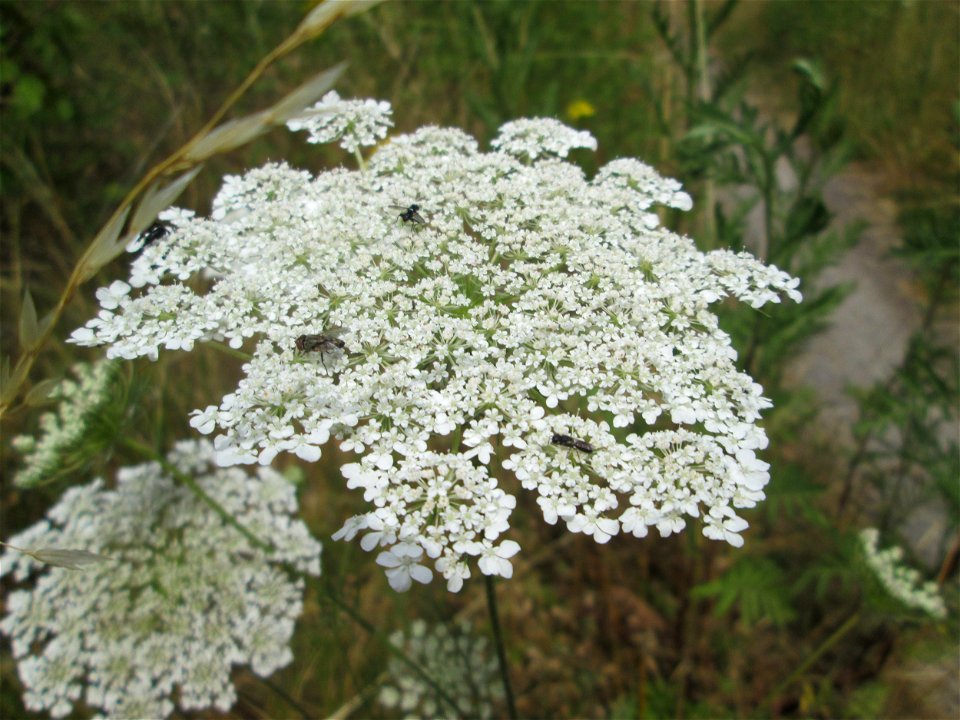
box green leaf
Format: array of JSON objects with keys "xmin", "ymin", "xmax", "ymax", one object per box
[
  {"xmin": 80, "ymin": 206, "xmax": 131, "ymax": 280},
  {"xmin": 692, "ymin": 557, "xmax": 796, "ymax": 628},
  {"xmin": 24, "ymin": 378, "xmax": 60, "ymax": 407},
  {"xmin": 21, "ymin": 546, "xmax": 109, "ymax": 570},
  {"xmin": 297, "ymin": 0, "xmax": 384, "ymax": 38},
  {"xmin": 0, "ymin": 355, "xmax": 10, "ymax": 393},
  {"xmin": 184, "ymin": 111, "xmax": 273, "ymax": 162},
  {"xmin": 128, "ymin": 166, "xmax": 204, "ymax": 238},
  {"xmin": 11, "ymin": 73, "xmax": 45, "ymax": 117},
  {"xmin": 270, "ymin": 62, "xmax": 348, "ymax": 124},
  {"xmin": 18, "ymin": 290, "xmax": 39, "ymax": 349},
  {"xmin": 791, "ymin": 58, "xmax": 828, "ymax": 138}
]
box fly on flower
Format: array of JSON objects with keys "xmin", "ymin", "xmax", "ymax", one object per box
[
  {"xmin": 551, "ymin": 433, "xmax": 594, "ymax": 453},
  {"xmin": 295, "ymin": 327, "xmax": 346, "ymax": 368},
  {"xmin": 391, "ymin": 204, "xmax": 427, "ymax": 225},
  {"xmin": 126, "ymin": 221, "xmax": 170, "ymax": 253}
]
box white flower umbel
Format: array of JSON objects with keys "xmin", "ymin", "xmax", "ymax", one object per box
[
  {"xmin": 0, "ymin": 440, "xmax": 321, "ymax": 719},
  {"xmin": 860, "ymin": 528, "xmax": 947, "ymax": 619},
  {"xmin": 379, "ymin": 620, "xmax": 502, "ymax": 719},
  {"xmin": 286, "ymin": 90, "xmax": 393, "ymax": 153},
  {"xmin": 71, "ymin": 99, "xmax": 802, "ymax": 592},
  {"xmin": 491, "ymin": 117, "xmax": 598, "ymax": 160},
  {"xmin": 11, "ymin": 360, "xmax": 119, "ymax": 487}
]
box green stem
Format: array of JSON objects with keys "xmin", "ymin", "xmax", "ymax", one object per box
[
  {"xmin": 485, "ymin": 574, "xmax": 518, "ymax": 720},
  {"xmin": 259, "ymin": 675, "xmax": 312, "ymax": 720},
  {"xmin": 319, "ymin": 582, "xmax": 467, "ymax": 718},
  {"xmin": 353, "ymin": 146, "xmax": 367, "ymax": 172},
  {"xmin": 690, "ymin": 0, "xmax": 716, "ymax": 248},
  {"xmin": 121, "ymin": 437, "xmax": 273, "ymax": 552},
  {"xmin": 204, "ymin": 341, "xmax": 254, "ymax": 361},
  {"xmin": 764, "ymin": 612, "xmax": 861, "ymax": 711}
]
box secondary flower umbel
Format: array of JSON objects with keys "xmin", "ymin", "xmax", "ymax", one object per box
[
  {"xmin": 860, "ymin": 528, "xmax": 947, "ymax": 619},
  {"xmin": 71, "ymin": 99, "xmax": 801, "ymax": 592},
  {"xmin": 10, "ymin": 360, "xmax": 120, "ymax": 487},
  {"xmin": 1, "ymin": 440, "xmax": 321, "ymax": 718},
  {"xmin": 379, "ymin": 620, "xmax": 502, "ymax": 719}
]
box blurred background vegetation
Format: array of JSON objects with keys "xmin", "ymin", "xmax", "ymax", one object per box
[{"xmin": 1, "ymin": 1, "xmax": 957, "ymax": 718}]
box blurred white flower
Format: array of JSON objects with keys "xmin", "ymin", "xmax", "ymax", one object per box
[
  {"xmin": 379, "ymin": 620, "xmax": 502, "ymax": 719},
  {"xmin": 0, "ymin": 440, "xmax": 321, "ymax": 718},
  {"xmin": 11, "ymin": 360, "xmax": 120, "ymax": 488},
  {"xmin": 71, "ymin": 101, "xmax": 802, "ymax": 592},
  {"xmin": 860, "ymin": 528, "xmax": 946, "ymax": 619}
]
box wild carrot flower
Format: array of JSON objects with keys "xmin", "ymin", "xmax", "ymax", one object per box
[
  {"xmin": 860, "ymin": 528, "xmax": 947, "ymax": 619},
  {"xmin": 11, "ymin": 360, "xmax": 120, "ymax": 487},
  {"xmin": 286, "ymin": 89, "xmax": 393, "ymax": 152},
  {"xmin": 0, "ymin": 440, "xmax": 321, "ymax": 718},
  {"xmin": 379, "ymin": 620, "xmax": 502, "ymax": 719},
  {"xmin": 71, "ymin": 97, "xmax": 801, "ymax": 592}
]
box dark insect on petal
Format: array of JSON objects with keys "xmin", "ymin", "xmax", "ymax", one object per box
[{"xmin": 551, "ymin": 433, "xmax": 594, "ymax": 453}]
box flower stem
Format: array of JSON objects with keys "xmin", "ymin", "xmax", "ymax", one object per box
[
  {"xmin": 121, "ymin": 438, "xmax": 273, "ymax": 553},
  {"xmin": 319, "ymin": 581, "xmax": 467, "ymax": 718},
  {"xmin": 764, "ymin": 611, "xmax": 861, "ymax": 711},
  {"xmin": 485, "ymin": 574, "xmax": 518, "ymax": 720},
  {"xmin": 259, "ymin": 675, "xmax": 312, "ymax": 720},
  {"xmin": 204, "ymin": 341, "xmax": 254, "ymax": 361}
]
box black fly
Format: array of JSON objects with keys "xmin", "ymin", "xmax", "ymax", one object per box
[
  {"xmin": 551, "ymin": 433, "xmax": 594, "ymax": 453},
  {"xmin": 391, "ymin": 204, "xmax": 427, "ymax": 225},
  {"xmin": 127, "ymin": 221, "xmax": 170, "ymax": 253}
]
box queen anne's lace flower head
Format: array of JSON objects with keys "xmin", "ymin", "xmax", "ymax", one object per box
[
  {"xmin": 492, "ymin": 117, "xmax": 598, "ymax": 161},
  {"xmin": 860, "ymin": 528, "xmax": 947, "ymax": 619},
  {"xmin": 11, "ymin": 360, "xmax": 120, "ymax": 487},
  {"xmin": 379, "ymin": 620, "xmax": 502, "ymax": 719},
  {"xmin": 286, "ymin": 90, "xmax": 393, "ymax": 152},
  {"xmin": 71, "ymin": 96, "xmax": 801, "ymax": 593},
  {"xmin": 0, "ymin": 440, "xmax": 321, "ymax": 718}
]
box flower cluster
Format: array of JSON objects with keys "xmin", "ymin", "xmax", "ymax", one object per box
[
  {"xmin": 11, "ymin": 360, "xmax": 119, "ymax": 487},
  {"xmin": 0, "ymin": 440, "xmax": 321, "ymax": 718},
  {"xmin": 491, "ymin": 117, "xmax": 598, "ymax": 160},
  {"xmin": 379, "ymin": 620, "xmax": 501, "ymax": 719},
  {"xmin": 286, "ymin": 89, "xmax": 393, "ymax": 153},
  {"xmin": 860, "ymin": 528, "xmax": 947, "ymax": 619},
  {"xmin": 71, "ymin": 99, "xmax": 801, "ymax": 592}
]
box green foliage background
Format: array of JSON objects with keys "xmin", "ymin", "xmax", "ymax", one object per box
[{"xmin": 1, "ymin": 1, "xmax": 957, "ymax": 718}]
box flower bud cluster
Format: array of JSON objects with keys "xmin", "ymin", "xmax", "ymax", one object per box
[
  {"xmin": 1, "ymin": 440, "xmax": 321, "ymax": 718},
  {"xmin": 71, "ymin": 98, "xmax": 801, "ymax": 592}
]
